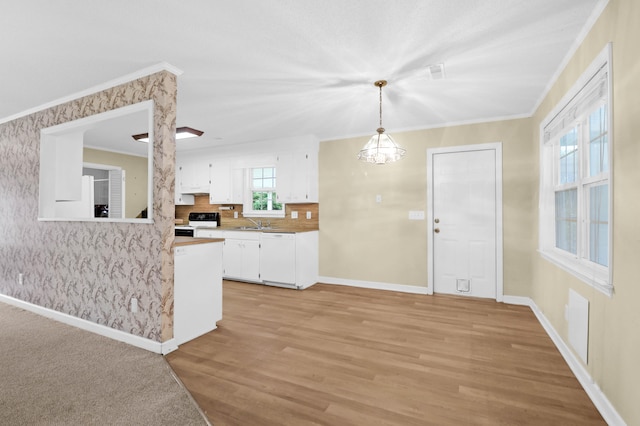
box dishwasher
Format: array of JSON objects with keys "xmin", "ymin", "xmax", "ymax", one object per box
[{"xmin": 259, "ymin": 233, "xmax": 296, "ymax": 288}]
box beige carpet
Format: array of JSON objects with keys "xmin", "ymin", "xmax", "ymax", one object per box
[{"xmin": 0, "ymin": 302, "xmax": 208, "ymax": 425}]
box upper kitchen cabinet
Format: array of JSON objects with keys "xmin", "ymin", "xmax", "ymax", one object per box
[
  {"xmin": 175, "ymin": 157, "xmax": 195, "ymax": 205},
  {"xmin": 209, "ymin": 160, "xmax": 244, "ymax": 204},
  {"xmin": 277, "ymin": 150, "xmax": 318, "ymax": 203},
  {"xmin": 179, "ymin": 156, "xmax": 211, "ymax": 194}
]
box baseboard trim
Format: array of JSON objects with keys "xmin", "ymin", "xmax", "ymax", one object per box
[
  {"xmin": 318, "ymin": 276, "xmax": 429, "ymax": 295},
  {"xmin": 504, "ymin": 294, "xmax": 626, "ymax": 426},
  {"xmin": 0, "ymin": 293, "xmax": 173, "ymax": 355}
]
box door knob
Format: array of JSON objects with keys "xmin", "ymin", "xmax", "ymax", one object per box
[
  {"xmin": 434, "ymin": 218, "xmax": 440, "ymax": 223},
  {"xmin": 434, "ymin": 228, "xmax": 440, "ymax": 233}
]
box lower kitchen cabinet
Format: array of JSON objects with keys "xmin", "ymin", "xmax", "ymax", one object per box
[
  {"xmin": 195, "ymin": 229, "xmax": 318, "ymax": 288},
  {"xmin": 222, "ymin": 232, "xmax": 261, "ymax": 283}
]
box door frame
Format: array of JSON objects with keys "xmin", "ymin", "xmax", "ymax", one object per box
[{"xmin": 426, "ymin": 142, "xmax": 504, "ymax": 301}]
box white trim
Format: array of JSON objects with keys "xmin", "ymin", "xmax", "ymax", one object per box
[
  {"xmin": 318, "ymin": 276, "xmax": 429, "ymax": 295},
  {"xmin": 531, "ymin": 0, "xmax": 611, "ymax": 115},
  {"xmin": 0, "ymin": 62, "xmax": 182, "ymax": 125},
  {"xmin": 505, "ymin": 295, "xmax": 626, "ymax": 426},
  {"xmin": 0, "ymin": 293, "xmax": 177, "ymax": 355},
  {"xmin": 538, "ymin": 44, "xmax": 613, "ymax": 295},
  {"xmin": 502, "ymin": 295, "xmax": 532, "ymax": 306},
  {"xmin": 426, "ymin": 142, "xmax": 504, "ymax": 302},
  {"xmin": 318, "ymin": 114, "xmax": 529, "ymax": 144}
]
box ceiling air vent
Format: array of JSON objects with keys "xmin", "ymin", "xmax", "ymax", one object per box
[{"xmin": 427, "ymin": 63, "xmax": 445, "ymax": 80}]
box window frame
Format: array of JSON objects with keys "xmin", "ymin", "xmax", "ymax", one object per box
[
  {"xmin": 538, "ymin": 43, "xmax": 613, "ymax": 296},
  {"xmin": 242, "ymin": 166, "xmax": 285, "ymax": 218}
]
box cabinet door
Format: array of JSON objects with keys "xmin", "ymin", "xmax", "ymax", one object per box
[
  {"xmin": 175, "ymin": 162, "xmax": 194, "ymax": 205},
  {"xmin": 209, "ymin": 160, "xmax": 231, "ymax": 204},
  {"xmin": 276, "ymin": 151, "xmax": 318, "ymax": 203},
  {"xmin": 242, "ymin": 240, "xmax": 261, "ymax": 282},
  {"xmin": 276, "ymin": 152, "xmax": 294, "ymax": 204},
  {"xmin": 231, "ymin": 168, "xmax": 244, "ymax": 204},
  {"xmin": 180, "ymin": 158, "xmax": 211, "ymax": 193},
  {"xmin": 223, "ymin": 239, "xmax": 244, "ymax": 279},
  {"xmin": 290, "ymin": 151, "xmax": 318, "ymax": 202}
]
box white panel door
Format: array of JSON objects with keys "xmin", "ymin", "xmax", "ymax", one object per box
[{"xmin": 432, "ymin": 149, "xmax": 497, "ymax": 299}]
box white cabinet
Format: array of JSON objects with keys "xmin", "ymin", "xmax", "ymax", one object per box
[
  {"xmin": 174, "ymin": 241, "xmax": 223, "ymax": 346},
  {"xmin": 175, "ymin": 160, "xmax": 194, "ymax": 205},
  {"xmin": 209, "ymin": 161, "xmax": 245, "ymax": 204},
  {"xmin": 180, "ymin": 157, "xmax": 211, "ymax": 194},
  {"xmin": 196, "ymin": 229, "xmax": 319, "ymax": 289},
  {"xmin": 223, "ymin": 231, "xmax": 261, "ymax": 282},
  {"xmin": 209, "ymin": 160, "xmax": 230, "ymax": 203},
  {"xmin": 276, "ymin": 150, "xmax": 318, "ymax": 203}
]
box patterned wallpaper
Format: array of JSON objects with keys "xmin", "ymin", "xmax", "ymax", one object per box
[{"xmin": 0, "ymin": 71, "xmax": 177, "ymax": 342}]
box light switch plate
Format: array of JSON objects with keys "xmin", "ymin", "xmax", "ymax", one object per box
[{"xmin": 291, "ymin": 211, "xmax": 298, "ymax": 219}]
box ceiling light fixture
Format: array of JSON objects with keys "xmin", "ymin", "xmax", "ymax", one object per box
[
  {"xmin": 132, "ymin": 126, "xmax": 204, "ymax": 142},
  {"xmin": 357, "ymin": 80, "xmax": 406, "ymax": 165}
]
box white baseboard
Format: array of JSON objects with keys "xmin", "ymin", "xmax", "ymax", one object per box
[
  {"xmin": 504, "ymin": 294, "xmax": 626, "ymax": 426},
  {"xmin": 318, "ymin": 276, "xmax": 429, "ymax": 295},
  {"xmin": 0, "ymin": 293, "xmax": 174, "ymax": 355}
]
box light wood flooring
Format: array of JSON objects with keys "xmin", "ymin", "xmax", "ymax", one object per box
[{"xmin": 166, "ymin": 281, "xmax": 605, "ymax": 425}]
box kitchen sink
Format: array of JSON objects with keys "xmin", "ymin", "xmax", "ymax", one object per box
[{"xmin": 233, "ymin": 226, "xmax": 279, "ymax": 231}]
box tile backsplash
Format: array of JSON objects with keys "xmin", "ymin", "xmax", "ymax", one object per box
[{"xmin": 176, "ymin": 196, "xmax": 318, "ymax": 230}]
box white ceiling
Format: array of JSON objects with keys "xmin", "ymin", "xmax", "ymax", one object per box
[{"xmin": 1, "ymin": 0, "xmax": 604, "ymax": 153}]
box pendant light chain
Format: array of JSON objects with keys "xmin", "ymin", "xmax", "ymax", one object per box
[{"xmin": 379, "ymin": 82, "xmax": 383, "ymax": 129}]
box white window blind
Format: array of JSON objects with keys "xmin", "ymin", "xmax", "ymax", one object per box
[{"xmin": 108, "ymin": 169, "xmax": 125, "ymax": 219}]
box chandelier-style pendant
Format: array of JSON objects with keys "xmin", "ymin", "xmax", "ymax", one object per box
[{"xmin": 357, "ymin": 80, "xmax": 406, "ymax": 164}]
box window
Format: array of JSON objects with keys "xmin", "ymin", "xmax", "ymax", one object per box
[
  {"xmin": 539, "ymin": 45, "xmax": 612, "ymax": 295},
  {"xmin": 243, "ymin": 166, "xmax": 284, "ymax": 217}
]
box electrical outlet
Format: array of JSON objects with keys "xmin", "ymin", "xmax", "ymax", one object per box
[
  {"xmin": 234, "ymin": 211, "xmax": 238, "ymax": 219},
  {"xmin": 18, "ymin": 273, "xmax": 23, "ymax": 286},
  {"xmin": 291, "ymin": 211, "xmax": 298, "ymax": 219},
  {"xmin": 306, "ymin": 211, "xmax": 312, "ymax": 219},
  {"xmin": 131, "ymin": 298, "xmax": 138, "ymax": 313}
]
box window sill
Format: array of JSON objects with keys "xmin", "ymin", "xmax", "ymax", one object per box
[
  {"xmin": 538, "ymin": 249, "xmax": 613, "ymax": 297},
  {"xmin": 242, "ymin": 211, "xmax": 285, "ymax": 219}
]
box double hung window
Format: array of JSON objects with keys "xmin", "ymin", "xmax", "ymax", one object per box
[
  {"xmin": 243, "ymin": 166, "xmax": 284, "ymax": 217},
  {"xmin": 539, "ymin": 45, "xmax": 612, "ymax": 295}
]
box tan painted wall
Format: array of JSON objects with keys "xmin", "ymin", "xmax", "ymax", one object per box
[
  {"xmin": 83, "ymin": 148, "xmax": 148, "ymax": 218},
  {"xmin": 319, "ymin": 117, "xmax": 535, "ymax": 296},
  {"xmin": 530, "ymin": 0, "xmax": 640, "ymax": 423},
  {"xmin": 320, "ymin": 1, "xmax": 639, "ymax": 421}
]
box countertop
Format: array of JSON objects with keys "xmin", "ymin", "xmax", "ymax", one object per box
[
  {"xmin": 174, "ymin": 236, "xmax": 224, "ymax": 247},
  {"xmin": 211, "ymin": 226, "xmax": 318, "ymax": 234}
]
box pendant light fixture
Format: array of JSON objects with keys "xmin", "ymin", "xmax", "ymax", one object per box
[{"xmin": 357, "ymin": 80, "xmax": 406, "ymax": 164}]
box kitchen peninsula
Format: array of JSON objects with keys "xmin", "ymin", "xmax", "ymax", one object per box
[{"xmin": 173, "ymin": 237, "xmax": 224, "ymax": 346}]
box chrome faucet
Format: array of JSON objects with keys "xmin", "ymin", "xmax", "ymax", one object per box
[{"xmin": 246, "ymin": 218, "xmax": 262, "ymax": 229}]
